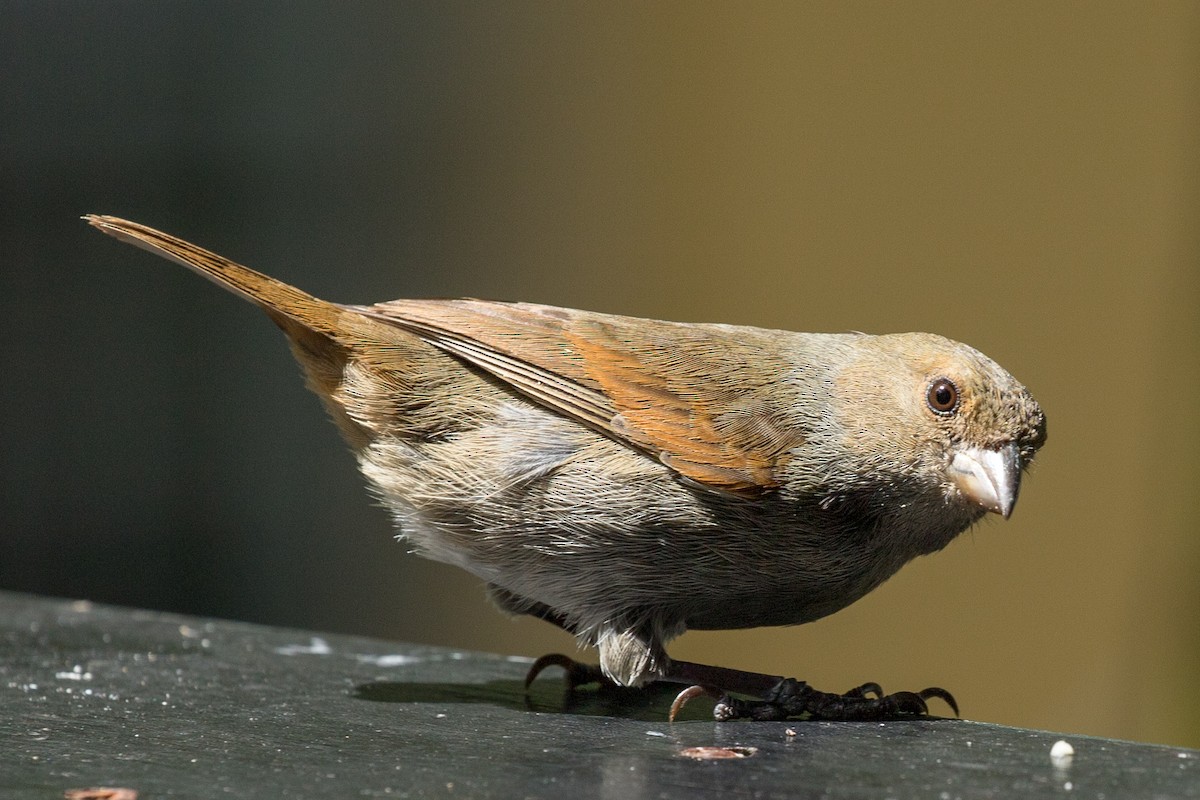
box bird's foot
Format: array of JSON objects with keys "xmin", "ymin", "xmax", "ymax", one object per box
[
  {"xmin": 523, "ymin": 653, "xmax": 613, "ymax": 692},
  {"xmin": 527, "ymin": 654, "xmax": 958, "ymax": 723},
  {"xmin": 670, "ymin": 678, "xmax": 958, "ymax": 722}
]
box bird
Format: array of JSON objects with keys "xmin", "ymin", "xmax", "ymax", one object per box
[{"xmin": 86, "ymin": 215, "xmax": 1046, "ymax": 721}]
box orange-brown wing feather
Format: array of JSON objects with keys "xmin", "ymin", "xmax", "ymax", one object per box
[{"xmin": 353, "ymin": 299, "xmax": 804, "ymax": 496}]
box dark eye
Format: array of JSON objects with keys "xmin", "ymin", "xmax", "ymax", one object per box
[{"xmin": 926, "ymin": 378, "xmax": 959, "ymax": 415}]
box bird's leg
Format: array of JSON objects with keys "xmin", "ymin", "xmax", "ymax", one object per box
[
  {"xmin": 524, "ymin": 653, "xmax": 957, "ymax": 721},
  {"xmin": 507, "ymin": 587, "xmax": 958, "ymax": 722},
  {"xmin": 662, "ymin": 659, "xmax": 959, "ymax": 722}
]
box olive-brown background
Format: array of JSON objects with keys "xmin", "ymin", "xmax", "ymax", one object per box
[{"xmin": 3, "ymin": 2, "xmax": 1197, "ymax": 747}]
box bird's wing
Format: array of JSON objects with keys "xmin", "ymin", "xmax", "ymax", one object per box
[{"xmin": 352, "ymin": 299, "xmax": 805, "ymax": 497}]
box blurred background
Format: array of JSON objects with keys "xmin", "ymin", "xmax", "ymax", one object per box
[{"xmin": 2, "ymin": 2, "xmax": 1197, "ymax": 748}]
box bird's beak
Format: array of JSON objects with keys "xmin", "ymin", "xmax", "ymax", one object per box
[{"xmin": 949, "ymin": 443, "xmax": 1021, "ymax": 519}]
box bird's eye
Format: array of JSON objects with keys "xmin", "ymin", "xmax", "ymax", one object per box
[{"xmin": 926, "ymin": 378, "xmax": 959, "ymax": 415}]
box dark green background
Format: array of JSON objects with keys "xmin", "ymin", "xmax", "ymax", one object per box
[{"xmin": 3, "ymin": 2, "xmax": 1197, "ymax": 747}]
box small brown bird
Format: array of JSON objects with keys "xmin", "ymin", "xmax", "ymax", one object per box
[{"xmin": 87, "ymin": 215, "xmax": 1046, "ymax": 721}]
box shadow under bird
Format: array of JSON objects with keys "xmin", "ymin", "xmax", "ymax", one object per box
[{"xmin": 87, "ymin": 215, "xmax": 1046, "ymax": 721}]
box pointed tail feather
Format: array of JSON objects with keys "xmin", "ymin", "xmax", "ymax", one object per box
[{"xmin": 85, "ymin": 215, "xmax": 343, "ymax": 337}]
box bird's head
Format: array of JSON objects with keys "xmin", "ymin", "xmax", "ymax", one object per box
[{"xmin": 832, "ymin": 333, "xmax": 1046, "ymax": 520}]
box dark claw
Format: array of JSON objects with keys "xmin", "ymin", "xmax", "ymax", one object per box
[
  {"xmin": 844, "ymin": 682, "xmax": 884, "ymax": 700},
  {"xmin": 918, "ymin": 686, "xmax": 959, "ymax": 717},
  {"xmin": 523, "ymin": 653, "xmax": 608, "ymax": 691}
]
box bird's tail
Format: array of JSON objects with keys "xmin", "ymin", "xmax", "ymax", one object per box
[{"xmin": 85, "ymin": 215, "xmax": 344, "ymax": 338}]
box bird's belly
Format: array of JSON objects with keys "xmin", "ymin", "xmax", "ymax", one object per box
[{"xmin": 362, "ymin": 416, "xmax": 968, "ymax": 637}]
